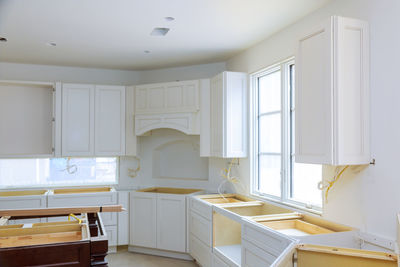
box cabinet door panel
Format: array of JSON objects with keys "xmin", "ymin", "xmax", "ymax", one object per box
[
  {"xmin": 62, "ymin": 84, "xmax": 95, "ymax": 156},
  {"xmin": 156, "ymin": 194, "xmax": 186, "ymax": 252},
  {"xmin": 210, "ymin": 74, "xmax": 224, "ymax": 157},
  {"xmin": 295, "ymin": 19, "xmax": 333, "ymax": 164},
  {"xmin": 95, "ymin": 85, "xmax": 125, "ymax": 156},
  {"xmin": 130, "ymin": 192, "xmax": 157, "ymax": 248}
]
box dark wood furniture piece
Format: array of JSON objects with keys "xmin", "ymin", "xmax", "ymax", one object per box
[{"xmin": 0, "ymin": 205, "xmax": 123, "ymax": 267}]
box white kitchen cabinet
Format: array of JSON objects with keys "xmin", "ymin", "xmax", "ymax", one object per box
[
  {"xmin": 125, "ymin": 86, "xmax": 137, "ymax": 156},
  {"xmin": 62, "ymin": 83, "xmax": 95, "ymax": 156},
  {"xmin": 0, "ymin": 190, "xmax": 48, "ymax": 224},
  {"xmin": 95, "ymin": 85, "xmax": 125, "ymax": 156},
  {"xmin": 62, "ymin": 83, "xmax": 127, "ymax": 157},
  {"xmin": 157, "ymin": 194, "xmax": 186, "ymax": 252},
  {"xmin": 130, "ymin": 191, "xmax": 157, "ymax": 248},
  {"xmin": 190, "ymin": 234, "xmax": 212, "ymax": 267},
  {"xmin": 213, "ymin": 254, "xmax": 231, "ymax": 267},
  {"xmin": 0, "ymin": 81, "xmax": 56, "ymax": 157},
  {"xmin": 295, "ymin": 16, "xmax": 370, "ymax": 165},
  {"xmin": 135, "ymin": 80, "xmax": 199, "ymax": 115},
  {"xmin": 210, "ymin": 72, "xmax": 248, "ymax": 158},
  {"xmin": 134, "ymin": 79, "xmax": 204, "ymax": 136}
]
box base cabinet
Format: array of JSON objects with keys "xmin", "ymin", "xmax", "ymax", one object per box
[
  {"xmin": 190, "ymin": 234, "xmax": 212, "ymax": 267},
  {"xmin": 130, "ymin": 192, "xmax": 157, "ymax": 248},
  {"xmin": 130, "ymin": 191, "xmax": 190, "ymax": 253},
  {"xmin": 213, "ymin": 254, "xmax": 232, "ymax": 267}
]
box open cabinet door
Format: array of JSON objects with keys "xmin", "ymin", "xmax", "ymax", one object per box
[{"xmin": 397, "ymin": 214, "xmax": 400, "ymax": 267}]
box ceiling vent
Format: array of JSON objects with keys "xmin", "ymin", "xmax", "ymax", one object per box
[{"xmin": 150, "ymin": 28, "xmax": 170, "ymax": 36}]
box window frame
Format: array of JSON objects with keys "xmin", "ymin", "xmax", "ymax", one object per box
[
  {"xmin": 0, "ymin": 157, "xmax": 119, "ymax": 190},
  {"xmin": 250, "ymin": 57, "xmax": 322, "ymax": 213}
]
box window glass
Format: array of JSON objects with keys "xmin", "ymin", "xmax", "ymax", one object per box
[
  {"xmin": 0, "ymin": 158, "xmax": 117, "ymax": 188},
  {"xmin": 258, "ymin": 70, "xmax": 281, "ymax": 114},
  {"xmin": 253, "ymin": 60, "xmax": 322, "ymax": 210},
  {"xmin": 258, "ymin": 155, "xmax": 281, "ymax": 197}
]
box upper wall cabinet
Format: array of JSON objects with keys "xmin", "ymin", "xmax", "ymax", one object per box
[
  {"xmin": 134, "ymin": 80, "xmax": 204, "ymax": 136},
  {"xmin": 62, "ymin": 83, "xmax": 95, "ymax": 156},
  {"xmin": 210, "ymin": 71, "xmax": 248, "ymax": 158},
  {"xmin": 62, "ymin": 83, "xmax": 126, "ymax": 157},
  {"xmin": 0, "ymin": 81, "xmax": 56, "ymax": 157},
  {"xmin": 295, "ymin": 16, "xmax": 370, "ymax": 165},
  {"xmin": 95, "ymin": 85, "xmax": 126, "ymax": 156}
]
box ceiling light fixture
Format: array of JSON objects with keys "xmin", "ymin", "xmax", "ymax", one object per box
[
  {"xmin": 46, "ymin": 42, "xmax": 57, "ymax": 47},
  {"xmin": 150, "ymin": 28, "xmax": 170, "ymax": 36},
  {"xmin": 164, "ymin": 17, "xmax": 175, "ymax": 22},
  {"xmin": 144, "ymin": 50, "xmax": 150, "ymax": 54},
  {"xmin": 0, "ymin": 37, "xmax": 7, "ymax": 42}
]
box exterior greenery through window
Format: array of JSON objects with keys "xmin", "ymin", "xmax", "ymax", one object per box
[{"xmin": 251, "ymin": 58, "xmax": 322, "ymax": 210}]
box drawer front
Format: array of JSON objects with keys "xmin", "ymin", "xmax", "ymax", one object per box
[
  {"xmin": 48, "ymin": 192, "xmax": 117, "ymax": 225},
  {"xmin": 213, "ymin": 254, "xmax": 230, "ymax": 267},
  {"xmin": 190, "ymin": 211, "xmax": 212, "ymax": 247},
  {"xmin": 242, "ymin": 239, "xmax": 276, "ymax": 267},
  {"xmin": 0, "ymin": 196, "xmax": 46, "ymax": 209},
  {"xmin": 242, "ymin": 221, "xmax": 293, "ymax": 257},
  {"xmin": 105, "ymin": 225, "xmax": 118, "ymax": 246},
  {"xmin": 190, "ymin": 197, "xmax": 212, "ymax": 221},
  {"xmin": 190, "ymin": 234, "xmax": 212, "ymax": 267}
]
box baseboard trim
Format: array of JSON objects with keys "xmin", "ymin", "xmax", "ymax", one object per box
[{"xmin": 128, "ymin": 246, "xmax": 193, "ymax": 261}]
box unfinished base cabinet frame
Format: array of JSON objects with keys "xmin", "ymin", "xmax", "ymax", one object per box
[{"xmin": 0, "ymin": 205, "xmax": 123, "ymax": 267}]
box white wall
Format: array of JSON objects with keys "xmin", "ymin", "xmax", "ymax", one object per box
[{"xmin": 226, "ymin": 0, "xmax": 400, "ymax": 241}]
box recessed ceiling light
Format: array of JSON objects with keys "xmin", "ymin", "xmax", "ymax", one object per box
[
  {"xmin": 150, "ymin": 28, "xmax": 170, "ymax": 36},
  {"xmin": 144, "ymin": 50, "xmax": 150, "ymax": 54},
  {"xmin": 46, "ymin": 42, "xmax": 57, "ymax": 47},
  {"xmin": 164, "ymin": 17, "xmax": 175, "ymax": 22},
  {"xmin": 0, "ymin": 37, "xmax": 7, "ymax": 42}
]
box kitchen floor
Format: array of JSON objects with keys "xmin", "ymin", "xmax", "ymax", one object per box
[{"xmin": 107, "ymin": 251, "xmax": 198, "ymax": 267}]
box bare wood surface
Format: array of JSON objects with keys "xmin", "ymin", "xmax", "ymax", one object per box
[
  {"xmin": 0, "ymin": 205, "xmax": 124, "ymax": 217},
  {"xmin": 297, "ymin": 244, "xmax": 398, "ymax": 264}
]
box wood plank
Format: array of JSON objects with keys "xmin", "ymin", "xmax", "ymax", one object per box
[
  {"xmin": 251, "ymin": 213, "xmax": 302, "ymax": 222},
  {"xmin": 0, "ymin": 224, "xmax": 82, "ymax": 237},
  {"xmin": 297, "ymin": 244, "xmax": 398, "ymax": 261},
  {"xmin": 261, "ymin": 219, "xmax": 334, "ymax": 235},
  {"xmin": 0, "ymin": 231, "xmax": 83, "ymax": 248},
  {"xmin": 0, "ymin": 205, "xmax": 124, "ymax": 217},
  {"xmin": 53, "ymin": 187, "xmax": 112, "ymax": 195}
]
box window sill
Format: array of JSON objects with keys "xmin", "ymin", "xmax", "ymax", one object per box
[{"xmin": 250, "ymin": 192, "xmax": 322, "ymax": 216}]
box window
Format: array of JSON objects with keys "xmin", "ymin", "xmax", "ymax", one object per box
[
  {"xmin": 251, "ymin": 58, "xmax": 322, "ymax": 210},
  {"xmin": 0, "ymin": 158, "xmax": 118, "ymax": 188}
]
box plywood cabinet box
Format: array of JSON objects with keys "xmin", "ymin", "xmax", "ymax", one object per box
[
  {"xmin": 295, "ymin": 16, "xmax": 370, "ymax": 165},
  {"xmin": 61, "ymin": 83, "xmax": 128, "ymax": 157},
  {"xmin": 210, "ymin": 72, "xmax": 248, "ymax": 158},
  {"xmin": 130, "ymin": 187, "xmax": 202, "ymax": 258},
  {"xmin": 47, "ymin": 187, "xmax": 118, "ymax": 249}
]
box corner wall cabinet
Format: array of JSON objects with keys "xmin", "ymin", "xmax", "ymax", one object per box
[
  {"xmin": 210, "ymin": 71, "xmax": 248, "ymax": 158},
  {"xmin": 61, "ymin": 83, "xmax": 126, "ymax": 157},
  {"xmin": 295, "ymin": 16, "xmax": 370, "ymax": 165}
]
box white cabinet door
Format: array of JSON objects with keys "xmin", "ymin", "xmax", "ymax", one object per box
[
  {"xmin": 210, "ymin": 72, "xmax": 247, "ymax": 158},
  {"xmin": 135, "ymin": 80, "xmax": 199, "ymax": 115},
  {"xmin": 296, "ymin": 16, "xmax": 369, "ymax": 165},
  {"xmin": 130, "ymin": 192, "xmax": 157, "ymax": 248},
  {"xmin": 95, "ymin": 85, "xmax": 125, "ymax": 156},
  {"xmin": 62, "ymin": 83, "xmax": 95, "ymax": 156},
  {"xmin": 156, "ymin": 194, "xmax": 186, "ymax": 252},
  {"xmin": 210, "ymin": 74, "xmax": 224, "ymax": 157}
]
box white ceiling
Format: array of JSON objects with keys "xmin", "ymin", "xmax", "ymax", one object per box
[{"xmin": 0, "ymin": 0, "xmax": 331, "ymax": 70}]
